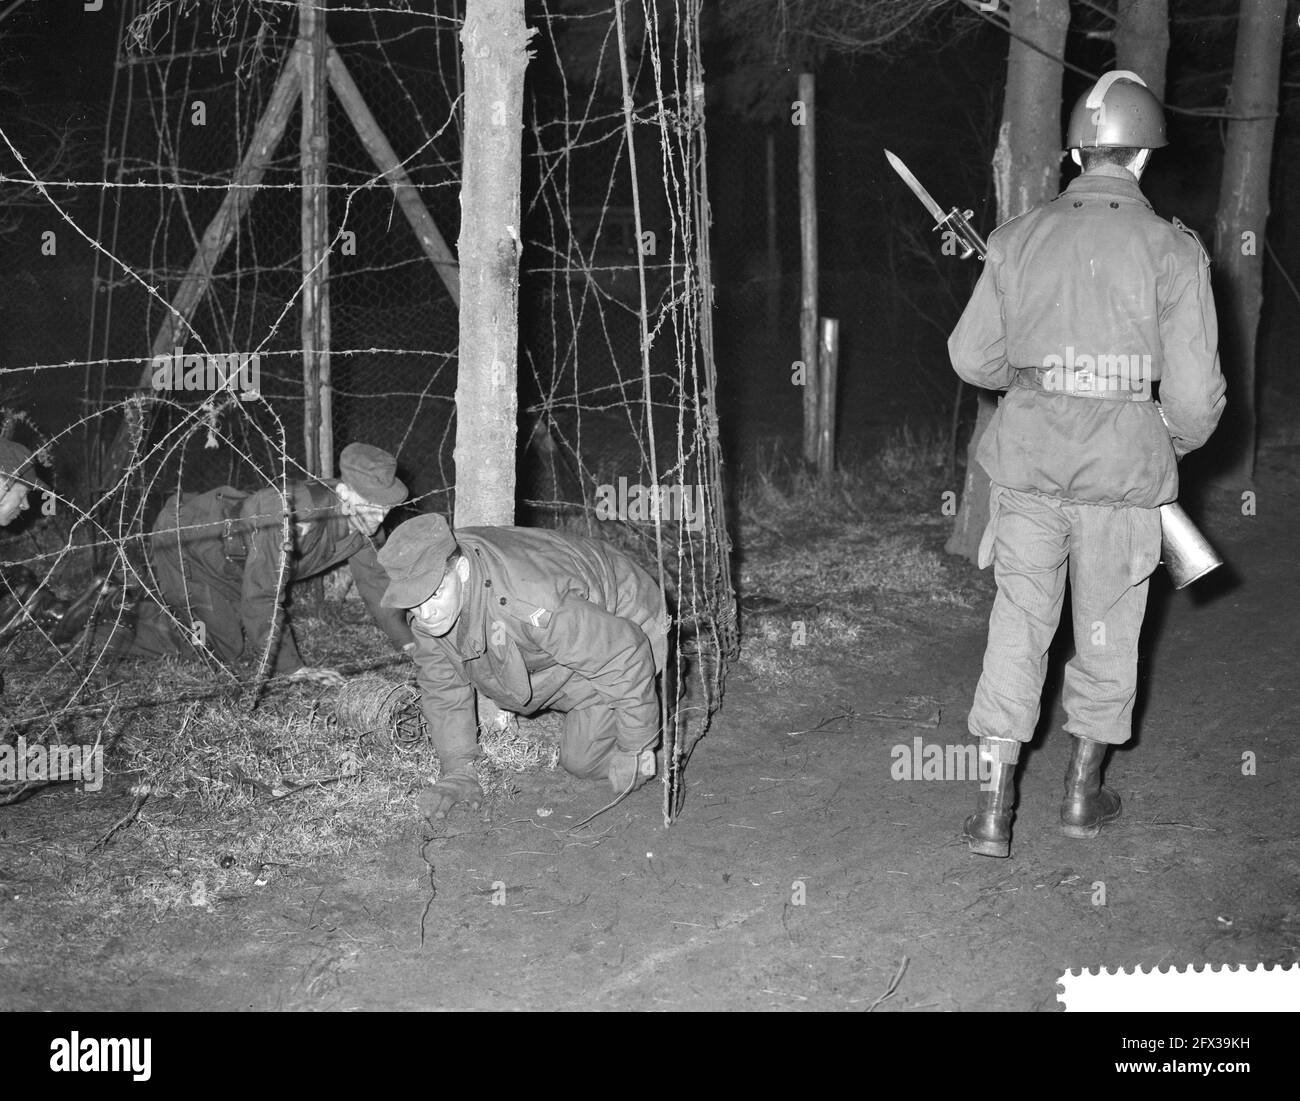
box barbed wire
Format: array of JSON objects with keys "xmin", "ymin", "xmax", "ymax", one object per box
[{"xmin": 2, "ymin": 0, "xmax": 735, "ymax": 826}]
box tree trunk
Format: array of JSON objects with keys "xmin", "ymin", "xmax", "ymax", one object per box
[
  {"xmin": 453, "ymin": 0, "xmax": 533, "ymax": 528},
  {"xmin": 1208, "ymin": 0, "xmax": 1286, "ymax": 484},
  {"xmin": 1114, "ymin": 0, "xmax": 1169, "ymax": 99},
  {"xmin": 299, "ymin": 0, "xmax": 332, "ymax": 478},
  {"xmin": 946, "ymin": 0, "xmax": 1070, "ymax": 562}
]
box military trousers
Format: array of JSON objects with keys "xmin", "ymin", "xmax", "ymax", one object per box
[
  {"xmin": 464, "ymin": 623, "xmax": 666, "ymax": 782},
  {"xmin": 968, "ymin": 483, "xmax": 1163, "ymax": 746}
]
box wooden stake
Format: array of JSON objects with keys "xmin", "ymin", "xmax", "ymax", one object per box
[
  {"xmin": 817, "ymin": 317, "xmax": 838, "ymax": 480},
  {"xmin": 765, "ymin": 129, "xmax": 779, "ymax": 323}
]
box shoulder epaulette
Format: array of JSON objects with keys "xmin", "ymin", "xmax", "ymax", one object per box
[
  {"xmin": 988, "ymin": 208, "xmax": 1035, "ymax": 238},
  {"xmin": 1171, "ymin": 216, "xmax": 1211, "ymax": 264}
]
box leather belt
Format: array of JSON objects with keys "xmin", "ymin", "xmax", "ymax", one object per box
[{"xmin": 1013, "ymin": 367, "xmax": 1152, "ymax": 402}]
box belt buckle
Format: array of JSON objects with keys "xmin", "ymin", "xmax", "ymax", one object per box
[{"xmin": 1073, "ymin": 368, "xmax": 1095, "ymax": 393}]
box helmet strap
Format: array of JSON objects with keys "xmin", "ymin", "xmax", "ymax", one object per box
[{"xmin": 1086, "ymin": 69, "xmax": 1147, "ymax": 109}]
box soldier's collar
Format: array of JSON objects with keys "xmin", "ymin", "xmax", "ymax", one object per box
[
  {"xmin": 1060, "ymin": 169, "xmax": 1152, "ymax": 208},
  {"xmin": 454, "ymin": 546, "xmax": 490, "ymax": 652}
]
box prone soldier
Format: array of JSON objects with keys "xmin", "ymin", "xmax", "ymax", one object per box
[
  {"xmin": 123, "ymin": 443, "xmax": 414, "ymax": 680},
  {"xmin": 376, "ymin": 514, "xmax": 668, "ymax": 820}
]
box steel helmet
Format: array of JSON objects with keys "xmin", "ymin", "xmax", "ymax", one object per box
[{"xmin": 1066, "ymin": 70, "xmax": 1167, "ymax": 149}]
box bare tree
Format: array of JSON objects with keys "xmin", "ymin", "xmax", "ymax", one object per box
[
  {"xmin": 711, "ymin": 0, "xmax": 968, "ymax": 121},
  {"xmin": 1209, "ymin": 0, "xmax": 1288, "ymax": 483},
  {"xmin": 1114, "ymin": 0, "xmax": 1170, "ymax": 98},
  {"xmin": 0, "ymin": 21, "xmax": 90, "ymax": 242},
  {"xmin": 453, "ymin": 0, "xmax": 534, "ymax": 527},
  {"xmin": 946, "ymin": 0, "xmax": 1071, "ymax": 563}
]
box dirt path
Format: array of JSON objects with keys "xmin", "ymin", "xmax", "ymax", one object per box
[{"xmin": 2, "ymin": 449, "xmax": 1297, "ymax": 1012}]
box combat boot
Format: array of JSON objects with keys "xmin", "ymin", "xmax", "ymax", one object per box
[
  {"xmin": 607, "ymin": 748, "xmax": 656, "ymax": 795},
  {"xmin": 51, "ymin": 571, "xmax": 121, "ymax": 646},
  {"xmin": 1060, "ymin": 736, "xmax": 1121, "ymax": 838},
  {"xmin": 963, "ymin": 736, "xmax": 1020, "ymax": 858},
  {"xmin": 98, "ymin": 588, "xmax": 142, "ymax": 662}
]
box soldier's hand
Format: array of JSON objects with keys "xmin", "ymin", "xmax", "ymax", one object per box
[
  {"xmin": 418, "ymin": 767, "xmax": 485, "ymax": 822},
  {"xmin": 289, "ymin": 665, "xmax": 346, "ymax": 687}
]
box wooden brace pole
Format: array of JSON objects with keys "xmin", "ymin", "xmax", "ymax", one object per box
[
  {"xmin": 327, "ymin": 41, "xmax": 461, "ymax": 306},
  {"xmin": 99, "ymin": 53, "xmax": 303, "ymax": 489}
]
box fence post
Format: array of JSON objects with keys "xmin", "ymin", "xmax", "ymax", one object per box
[
  {"xmin": 765, "ymin": 129, "xmax": 779, "ymax": 325},
  {"xmin": 797, "ymin": 71, "xmax": 819, "ymax": 465},
  {"xmin": 817, "ymin": 317, "xmax": 838, "ymax": 480}
]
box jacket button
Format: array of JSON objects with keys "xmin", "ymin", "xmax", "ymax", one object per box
[
  {"xmin": 484, "ymin": 579, "xmax": 492, "ymax": 587},
  {"xmin": 1073, "ymin": 200, "xmax": 1083, "ymax": 208},
  {"xmin": 1109, "ymin": 201, "xmax": 1119, "ymax": 209},
  {"xmin": 499, "ymin": 597, "xmax": 507, "ymax": 605}
]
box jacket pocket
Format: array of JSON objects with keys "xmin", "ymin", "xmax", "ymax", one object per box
[
  {"xmin": 977, "ymin": 483, "xmax": 1002, "ymax": 570},
  {"xmin": 1126, "ymin": 505, "xmax": 1164, "ymax": 585}
]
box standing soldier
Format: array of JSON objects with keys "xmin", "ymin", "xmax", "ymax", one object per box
[
  {"xmin": 376, "ymin": 514, "xmax": 668, "ymax": 820},
  {"xmin": 949, "ymin": 71, "xmax": 1225, "ymax": 857},
  {"xmin": 126, "ymin": 443, "xmax": 414, "ymax": 680}
]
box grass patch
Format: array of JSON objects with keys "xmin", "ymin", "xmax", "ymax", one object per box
[
  {"xmin": 0, "ymin": 609, "xmax": 560, "ymax": 922},
  {"xmin": 732, "ymin": 425, "xmax": 986, "ymax": 685}
]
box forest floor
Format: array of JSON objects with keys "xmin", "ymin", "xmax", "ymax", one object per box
[{"xmin": 2, "ymin": 423, "xmax": 1297, "ymax": 1012}]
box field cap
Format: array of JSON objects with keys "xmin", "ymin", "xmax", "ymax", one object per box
[
  {"xmin": 377, "ymin": 513, "xmax": 457, "ymax": 608},
  {"xmin": 0, "ymin": 439, "xmax": 48, "ymax": 493},
  {"xmin": 339, "ymin": 443, "xmax": 407, "ymax": 506}
]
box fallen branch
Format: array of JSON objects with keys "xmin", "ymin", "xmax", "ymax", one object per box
[
  {"xmin": 865, "ymin": 955, "xmax": 909, "ymax": 1012},
  {"xmin": 783, "ymin": 709, "xmax": 856, "ymax": 738},
  {"xmin": 89, "ymin": 786, "xmax": 150, "ymax": 853}
]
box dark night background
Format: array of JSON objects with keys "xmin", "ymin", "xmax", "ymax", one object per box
[
  {"xmin": 3, "ymin": 1, "xmax": 1300, "ymax": 1020},
  {"xmin": 4, "ymin": 0, "xmax": 1298, "ymax": 486}
]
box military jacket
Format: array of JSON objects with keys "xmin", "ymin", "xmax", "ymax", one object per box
[
  {"xmin": 158, "ymin": 480, "xmax": 412, "ymax": 671},
  {"xmin": 408, "ymin": 526, "xmax": 668, "ymax": 755},
  {"xmin": 948, "ymin": 165, "xmax": 1226, "ymax": 507}
]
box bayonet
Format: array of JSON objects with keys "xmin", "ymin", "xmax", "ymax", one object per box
[{"xmin": 884, "ymin": 149, "xmax": 988, "ymax": 261}]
